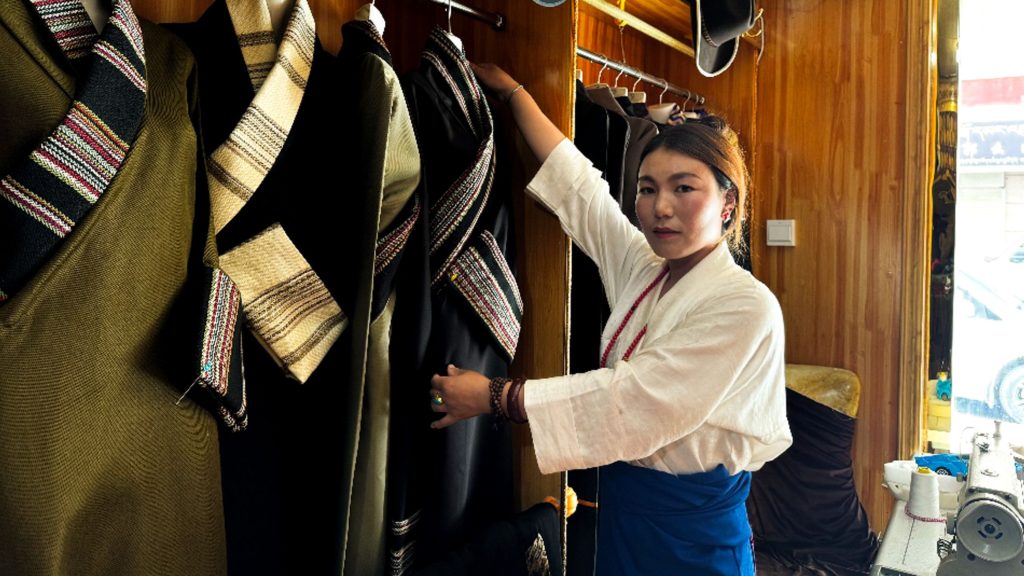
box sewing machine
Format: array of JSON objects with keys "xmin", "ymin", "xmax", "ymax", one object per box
[
  {"xmin": 871, "ymin": 423, "xmax": 1024, "ymax": 576},
  {"xmin": 935, "ymin": 424, "xmax": 1024, "ymax": 575}
]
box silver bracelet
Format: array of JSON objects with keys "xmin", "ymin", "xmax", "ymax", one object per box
[{"xmin": 505, "ymin": 83, "xmax": 525, "ymax": 103}]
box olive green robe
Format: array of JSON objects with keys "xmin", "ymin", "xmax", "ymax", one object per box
[{"xmin": 0, "ymin": 3, "xmax": 226, "ymax": 574}]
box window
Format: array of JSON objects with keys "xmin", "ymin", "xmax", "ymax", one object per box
[{"xmin": 947, "ymin": 0, "xmax": 1024, "ymax": 451}]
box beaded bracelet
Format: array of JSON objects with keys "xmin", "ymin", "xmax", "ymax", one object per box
[
  {"xmin": 489, "ymin": 377, "xmax": 510, "ymax": 424},
  {"xmin": 506, "ymin": 377, "xmax": 528, "ymax": 424}
]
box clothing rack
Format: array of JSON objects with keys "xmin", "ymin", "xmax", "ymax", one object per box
[
  {"xmin": 423, "ymin": 0, "xmax": 505, "ymax": 31},
  {"xmin": 576, "ymin": 48, "xmax": 705, "ymax": 106},
  {"xmin": 579, "ymin": 0, "xmax": 760, "ymax": 59}
]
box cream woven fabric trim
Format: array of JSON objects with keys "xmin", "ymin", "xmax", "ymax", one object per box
[
  {"xmin": 219, "ymin": 224, "xmax": 346, "ymax": 383},
  {"xmin": 225, "ymin": 0, "xmax": 276, "ymax": 90},
  {"xmin": 210, "ymin": 0, "xmax": 315, "ymax": 233}
]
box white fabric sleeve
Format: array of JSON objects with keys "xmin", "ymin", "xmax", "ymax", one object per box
[
  {"xmin": 523, "ymin": 287, "xmax": 781, "ymax": 475},
  {"xmin": 526, "ymin": 138, "xmax": 654, "ymax": 304}
]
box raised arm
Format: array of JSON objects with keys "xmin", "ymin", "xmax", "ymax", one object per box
[{"xmin": 471, "ymin": 63, "xmax": 564, "ymax": 164}]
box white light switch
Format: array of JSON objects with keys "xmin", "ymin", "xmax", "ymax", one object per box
[{"xmin": 766, "ymin": 220, "xmax": 796, "ymax": 246}]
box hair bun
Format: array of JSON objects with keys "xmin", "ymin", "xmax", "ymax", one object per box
[
  {"xmin": 692, "ymin": 115, "xmax": 739, "ymax": 149},
  {"xmin": 692, "ymin": 115, "xmax": 727, "ymax": 132}
]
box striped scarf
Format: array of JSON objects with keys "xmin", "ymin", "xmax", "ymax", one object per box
[{"xmin": 210, "ymin": 0, "xmax": 343, "ymax": 384}]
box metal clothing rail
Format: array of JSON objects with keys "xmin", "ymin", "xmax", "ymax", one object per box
[
  {"xmin": 577, "ymin": 48, "xmax": 705, "ymax": 105},
  {"xmin": 423, "ymin": 0, "xmax": 505, "ymax": 31},
  {"xmin": 580, "ymin": 0, "xmax": 760, "ymax": 58}
]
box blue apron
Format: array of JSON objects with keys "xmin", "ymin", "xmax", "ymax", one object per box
[{"xmin": 596, "ymin": 461, "xmax": 754, "ymax": 575}]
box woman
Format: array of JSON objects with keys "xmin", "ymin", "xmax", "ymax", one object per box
[{"xmin": 430, "ymin": 63, "xmax": 793, "ymax": 575}]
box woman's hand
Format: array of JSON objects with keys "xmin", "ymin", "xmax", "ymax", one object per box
[
  {"xmin": 469, "ymin": 62, "xmax": 564, "ymax": 164},
  {"xmin": 470, "ymin": 62, "xmax": 521, "ymax": 102},
  {"xmin": 429, "ymin": 364, "xmax": 492, "ymax": 429}
]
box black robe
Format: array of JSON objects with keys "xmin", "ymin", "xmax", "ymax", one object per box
[{"xmin": 390, "ymin": 28, "xmax": 520, "ymax": 570}]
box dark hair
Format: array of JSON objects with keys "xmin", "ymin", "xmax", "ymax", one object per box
[{"xmin": 638, "ymin": 116, "xmax": 749, "ymax": 253}]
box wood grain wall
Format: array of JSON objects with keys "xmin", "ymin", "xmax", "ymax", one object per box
[
  {"xmin": 128, "ymin": 0, "xmax": 575, "ymax": 511},
  {"xmin": 753, "ymin": 0, "xmax": 932, "ymax": 530},
  {"xmin": 580, "ymin": 0, "xmax": 935, "ymax": 533}
]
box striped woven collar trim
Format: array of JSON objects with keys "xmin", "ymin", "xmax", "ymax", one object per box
[
  {"xmin": 421, "ymin": 29, "xmax": 497, "ymax": 286},
  {"xmin": 208, "ymin": 0, "xmax": 315, "ymax": 234},
  {"xmin": 422, "ymin": 27, "xmax": 489, "ymax": 140},
  {"xmin": 224, "ymin": 0, "xmax": 275, "ymax": 91},
  {"xmin": 0, "ymin": 0, "xmax": 145, "ymax": 304},
  {"xmin": 340, "ymin": 19, "xmax": 391, "ymax": 66},
  {"xmin": 31, "ymin": 0, "xmax": 99, "ymax": 61}
]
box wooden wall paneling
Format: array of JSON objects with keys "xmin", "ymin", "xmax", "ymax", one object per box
[
  {"xmin": 129, "ymin": 0, "xmax": 576, "ymax": 515},
  {"xmin": 753, "ymin": 0, "xmax": 932, "ymax": 531},
  {"xmin": 130, "ymin": 0, "xmax": 208, "ymax": 22}
]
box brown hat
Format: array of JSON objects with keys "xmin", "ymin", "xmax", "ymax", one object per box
[{"xmin": 687, "ymin": 0, "xmax": 755, "ymax": 77}]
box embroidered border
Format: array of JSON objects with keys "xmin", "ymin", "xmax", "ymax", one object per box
[
  {"xmin": 448, "ymin": 231, "xmax": 523, "ymax": 361},
  {"xmin": 526, "ymin": 533, "xmax": 552, "ymax": 576},
  {"xmin": 343, "ymin": 19, "xmax": 391, "ymax": 64},
  {"xmin": 199, "ymin": 269, "xmax": 241, "ymax": 395},
  {"xmin": 421, "ymin": 29, "xmax": 497, "ymax": 288},
  {"xmin": 30, "ymin": 0, "xmax": 99, "ymax": 61},
  {"xmin": 375, "ymin": 195, "xmax": 420, "ymax": 277},
  {"xmin": 190, "ymin": 267, "xmax": 248, "ymax": 432},
  {"xmin": 1, "ymin": 0, "xmax": 146, "ymax": 304},
  {"xmin": 389, "ymin": 541, "xmax": 416, "ymax": 576}
]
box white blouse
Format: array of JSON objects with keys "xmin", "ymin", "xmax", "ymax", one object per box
[{"xmin": 523, "ymin": 139, "xmax": 792, "ymax": 476}]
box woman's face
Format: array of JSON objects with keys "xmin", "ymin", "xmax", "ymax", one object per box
[{"xmin": 635, "ymin": 148, "xmax": 735, "ymax": 263}]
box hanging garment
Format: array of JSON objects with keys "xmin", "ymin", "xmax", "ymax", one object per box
[
  {"xmin": 586, "ymin": 85, "xmax": 658, "ymax": 226},
  {"xmin": 567, "ymin": 79, "xmax": 613, "ymax": 576},
  {"xmin": 615, "ymin": 93, "xmax": 635, "ymax": 116},
  {"xmin": 574, "ymin": 80, "xmax": 610, "ymax": 179},
  {"xmin": 629, "ymin": 100, "xmax": 650, "ymax": 119},
  {"xmin": 167, "ymin": 2, "xmax": 418, "ymax": 574},
  {"xmin": 523, "ymin": 139, "xmax": 792, "ymax": 573},
  {"xmin": 392, "ymin": 27, "xmax": 521, "ymax": 571},
  {"xmin": 337, "ymin": 17, "xmax": 422, "ymax": 576},
  {"xmin": 0, "ymin": 0, "xmax": 239, "ymax": 573},
  {"xmin": 584, "ymin": 85, "xmax": 629, "ymax": 205}
]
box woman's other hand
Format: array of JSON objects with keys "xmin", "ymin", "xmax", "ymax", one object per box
[
  {"xmin": 470, "ymin": 62, "xmax": 520, "ymax": 102},
  {"xmin": 430, "ymin": 364, "xmax": 492, "ymax": 429}
]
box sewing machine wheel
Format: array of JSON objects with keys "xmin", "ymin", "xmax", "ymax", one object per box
[{"xmin": 956, "ymin": 496, "xmax": 1024, "ymax": 563}]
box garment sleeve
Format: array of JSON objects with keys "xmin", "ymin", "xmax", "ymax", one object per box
[
  {"xmin": 523, "ymin": 287, "xmax": 781, "ymax": 474},
  {"xmin": 526, "ymin": 138, "xmax": 655, "ymax": 304}
]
